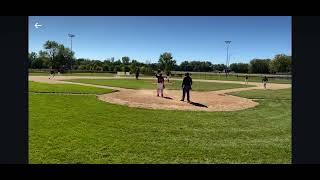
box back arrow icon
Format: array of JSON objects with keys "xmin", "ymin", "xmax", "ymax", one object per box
[{"xmin": 35, "ymin": 22, "xmax": 42, "ymax": 28}]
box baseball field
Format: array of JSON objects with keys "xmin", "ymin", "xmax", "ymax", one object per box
[{"xmin": 29, "ymin": 74, "xmax": 291, "ymax": 164}]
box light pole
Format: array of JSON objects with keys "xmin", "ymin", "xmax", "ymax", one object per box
[
  {"xmin": 68, "ymin": 34, "xmax": 75, "ymax": 73},
  {"xmin": 225, "ymin": 41, "xmax": 231, "ymax": 77}
]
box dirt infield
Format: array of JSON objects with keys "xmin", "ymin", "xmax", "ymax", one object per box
[
  {"xmin": 29, "ymin": 76, "xmax": 291, "ymax": 112},
  {"xmin": 97, "ymin": 89, "xmax": 259, "ymax": 111}
]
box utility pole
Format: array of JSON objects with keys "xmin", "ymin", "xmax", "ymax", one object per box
[
  {"xmin": 225, "ymin": 41, "xmax": 231, "ymax": 77},
  {"xmin": 68, "ymin": 34, "xmax": 75, "ymax": 73}
]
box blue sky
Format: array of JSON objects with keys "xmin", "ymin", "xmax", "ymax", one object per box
[{"xmin": 29, "ymin": 16, "xmax": 291, "ymax": 64}]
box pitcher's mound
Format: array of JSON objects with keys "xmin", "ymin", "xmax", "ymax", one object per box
[{"xmin": 98, "ymin": 89, "xmax": 259, "ymax": 111}]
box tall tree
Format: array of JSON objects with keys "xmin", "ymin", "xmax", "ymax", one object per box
[
  {"xmin": 212, "ymin": 64, "xmax": 226, "ymax": 72},
  {"xmin": 130, "ymin": 60, "xmax": 139, "ymax": 73},
  {"xmin": 270, "ymin": 54, "xmax": 291, "ymax": 73},
  {"xmin": 230, "ymin": 63, "xmax": 249, "ymax": 73},
  {"xmin": 56, "ymin": 45, "xmax": 74, "ymax": 70},
  {"xmin": 43, "ymin": 41, "xmax": 59, "ymax": 68},
  {"xmin": 249, "ymin": 59, "xmax": 271, "ymax": 74},
  {"xmin": 121, "ymin": 56, "xmax": 130, "ymax": 72},
  {"xmin": 159, "ymin": 52, "xmax": 176, "ymax": 74},
  {"xmin": 28, "ymin": 52, "xmax": 37, "ymax": 68},
  {"xmin": 43, "ymin": 41, "xmax": 75, "ymax": 70},
  {"xmin": 38, "ymin": 50, "xmax": 50, "ymax": 68},
  {"xmin": 122, "ymin": 56, "xmax": 130, "ymax": 65}
]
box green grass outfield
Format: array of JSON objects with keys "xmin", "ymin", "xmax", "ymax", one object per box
[
  {"xmin": 228, "ymin": 89, "xmax": 291, "ymax": 100},
  {"xmin": 29, "ymin": 81, "xmax": 291, "ymax": 163},
  {"xmin": 64, "ymin": 79, "xmax": 254, "ymax": 91},
  {"xmin": 29, "ymin": 72, "xmax": 115, "ymax": 77},
  {"xmin": 184, "ymin": 74, "xmax": 291, "ymax": 84},
  {"xmin": 29, "ymin": 81, "xmax": 113, "ymax": 94}
]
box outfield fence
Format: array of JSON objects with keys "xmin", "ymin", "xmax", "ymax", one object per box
[
  {"xmin": 29, "ymin": 69, "xmax": 118, "ymax": 74},
  {"xmin": 170, "ymin": 71, "xmax": 291, "ymax": 80},
  {"xmin": 29, "ymin": 69, "xmax": 291, "ymax": 82}
]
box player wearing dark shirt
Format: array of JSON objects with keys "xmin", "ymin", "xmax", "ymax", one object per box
[
  {"xmin": 181, "ymin": 73, "xmax": 192, "ymax": 102},
  {"xmin": 135, "ymin": 67, "xmax": 140, "ymax": 80},
  {"xmin": 245, "ymin": 75, "xmax": 249, "ymax": 84},
  {"xmin": 49, "ymin": 69, "xmax": 55, "ymax": 79},
  {"xmin": 262, "ymin": 76, "xmax": 268, "ymax": 89}
]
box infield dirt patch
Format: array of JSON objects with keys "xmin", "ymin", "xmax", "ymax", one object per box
[{"xmin": 29, "ymin": 76, "xmax": 291, "ymax": 112}]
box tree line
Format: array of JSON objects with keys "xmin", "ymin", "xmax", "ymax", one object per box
[{"xmin": 29, "ymin": 40, "xmax": 291, "ymax": 74}]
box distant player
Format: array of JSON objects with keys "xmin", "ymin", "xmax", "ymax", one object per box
[
  {"xmin": 245, "ymin": 74, "xmax": 249, "ymax": 85},
  {"xmin": 49, "ymin": 69, "xmax": 55, "ymax": 79},
  {"xmin": 262, "ymin": 76, "xmax": 268, "ymax": 89},
  {"xmin": 166, "ymin": 71, "xmax": 171, "ymax": 82},
  {"xmin": 155, "ymin": 72, "xmax": 165, "ymax": 97},
  {"xmin": 181, "ymin": 72, "xmax": 192, "ymax": 103},
  {"xmin": 135, "ymin": 67, "xmax": 140, "ymax": 80}
]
